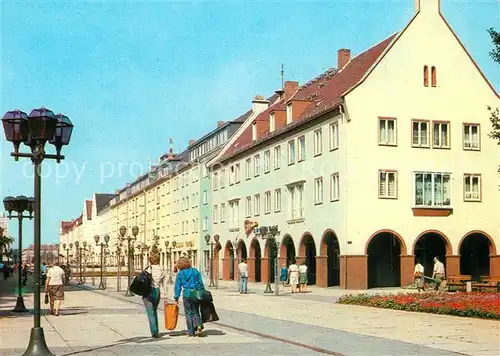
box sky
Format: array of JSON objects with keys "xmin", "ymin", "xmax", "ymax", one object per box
[{"xmin": 1, "ymin": 0, "xmax": 498, "ymax": 248}]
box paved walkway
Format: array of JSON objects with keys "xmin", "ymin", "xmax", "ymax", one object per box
[{"xmin": 1, "ymin": 276, "xmax": 499, "ymax": 355}]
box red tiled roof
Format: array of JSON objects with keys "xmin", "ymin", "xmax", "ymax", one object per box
[{"xmin": 217, "ymin": 34, "xmax": 397, "ymax": 162}]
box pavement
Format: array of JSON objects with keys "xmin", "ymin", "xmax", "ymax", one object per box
[{"xmin": 0, "ymin": 275, "xmax": 499, "ymax": 356}]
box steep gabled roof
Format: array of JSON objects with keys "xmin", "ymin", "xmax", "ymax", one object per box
[
  {"xmin": 217, "ymin": 34, "xmax": 397, "ymax": 162},
  {"xmin": 95, "ymin": 193, "xmax": 115, "ymax": 215}
]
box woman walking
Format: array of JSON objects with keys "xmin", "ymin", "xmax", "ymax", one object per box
[
  {"xmin": 288, "ymin": 259, "xmax": 299, "ymax": 293},
  {"xmin": 280, "ymin": 263, "xmax": 288, "ymax": 286},
  {"xmin": 298, "ymin": 261, "xmax": 308, "ymax": 293},
  {"xmin": 174, "ymin": 257, "xmax": 205, "ymax": 337},
  {"xmin": 143, "ymin": 252, "xmax": 166, "ymax": 338},
  {"xmin": 45, "ymin": 262, "xmax": 65, "ymax": 316}
]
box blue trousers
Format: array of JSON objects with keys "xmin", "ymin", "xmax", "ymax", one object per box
[
  {"xmin": 240, "ymin": 277, "xmax": 248, "ymax": 293},
  {"xmin": 143, "ymin": 288, "xmax": 160, "ymax": 337},
  {"xmin": 183, "ymin": 297, "xmax": 203, "ymax": 336}
]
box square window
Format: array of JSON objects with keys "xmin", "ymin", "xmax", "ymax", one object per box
[
  {"xmin": 379, "ymin": 170, "xmax": 397, "ymax": 199},
  {"xmin": 379, "ymin": 118, "xmax": 397, "ymax": 145},
  {"xmin": 464, "ymin": 174, "xmax": 481, "ymax": 201},
  {"xmin": 432, "ymin": 122, "xmax": 450, "ymax": 148},
  {"xmin": 412, "ymin": 120, "xmax": 430, "ymax": 147},
  {"xmin": 463, "ymin": 124, "xmax": 480, "ymax": 150}
]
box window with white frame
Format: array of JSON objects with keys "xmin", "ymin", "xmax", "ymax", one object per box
[
  {"xmin": 288, "ymin": 140, "xmax": 295, "ymax": 165},
  {"xmin": 235, "ymin": 163, "xmax": 241, "ymax": 183},
  {"xmin": 202, "ymin": 190, "xmax": 208, "ymax": 205},
  {"xmin": 264, "ymin": 191, "xmax": 271, "ymax": 214},
  {"xmin": 254, "ymin": 154, "xmax": 260, "ymax": 176},
  {"xmin": 314, "ymin": 177, "xmax": 323, "ymax": 204},
  {"xmin": 213, "ymin": 172, "xmax": 218, "ymax": 190},
  {"xmin": 379, "ymin": 118, "xmax": 396, "ymax": 145},
  {"xmin": 229, "ymin": 165, "xmax": 235, "ymax": 185},
  {"xmin": 464, "ymin": 174, "xmax": 481, "ymax": 201},
  {"xmin": 330, "ymin": 174, "xmax": 339, "ymax": 201},
  {"xmin": 220, "ymin": 169, "xmax": 226, "ymax": 188},
  {"xmin": 298, "ymin": 135, "xmax": 306, "ymax": 161},
  {"xmin": 329, "ymin": 121, "xmax": 339, "ymax": 150},
  {"xmin": 432, "ymin": 121, "xmax": 450, "ymax": 148},
  {"xmin": 203, "ymin": 216, "xmax": 208, "ymax": 231},
  {"xmin": 412, "ymin": 120, "xmax": 429, "ymax": 147},
  {"xmin": 463, "ymin": 124, "xmax": 480, "ymax": 150},
  {"xmin": 379, "ymin": 170, "xmax": 397, "ymax": 199},
  {"xmin": 245, "ymin": 196, "xmax": 252, "ymax": 217},
  {"xmin": 269, "ymin": 113, "xmax": 276, "ymax": 133},
  {"xmin": 274, "ymin": 189, "xmax": 281, "ymax": 212},
  {"xmin": 287, "ymin": 183, "xmax": 304, "ymax": 220},
  {"xmin": 245, "ymin": 158, "xmax": 252, "ymax": 179},
  {"xmin": 254, "ymin": 194, "xmax": 261, "ymax": 216},
  {"xmin": 274, "ymin": 146, "xmax": 281, "ymax": 169},
  {"xmin": 229, "ymin": 200, "xmax": 239, "ymax": 229},
  {"xmin": 220, "ymin": 203, "xmax": 226, "ymax": 222},
  {"xmin": 314, "ymin": 129, "xmax": 322, "ymax": 156},
  {"xmin": 263, "ymin": 150, "xmax": 271, "ymax": 173},
  {"xmin": 286, "ymin": 104, "xmax": 293, "ymax": 124},
  {"xmin": 414, "ymin": 172, "xmax": 451, "ymax": 207},
  {"xmin": 213, "ymin": 205, "xmax": 218, "ymax": 223}
]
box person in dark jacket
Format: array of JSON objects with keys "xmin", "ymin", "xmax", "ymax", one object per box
[{"xmin": 173, "ymin": 257, "xmax": 205, "ymax": 337}]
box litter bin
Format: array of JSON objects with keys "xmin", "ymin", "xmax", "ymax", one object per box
[{"xmin": 465, "ymin": 281, "xmax": 472, "ymax": 292}]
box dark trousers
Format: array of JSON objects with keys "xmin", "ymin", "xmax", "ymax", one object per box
[{"xmin": 183, "ymin": 297, "xmax": 203, "ymax": 336}]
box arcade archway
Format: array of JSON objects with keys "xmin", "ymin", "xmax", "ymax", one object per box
[
  {"xmin": 413, "ymin": 230, "xmax": 451, "ymax": 279},
  {"xmin": 459, "ymin": 232, "xmax": 496, "ymax": 280},
  {"xmin": 320, "ymin": 230, "xmax": 340, "ymax": 287},
  {"xmin": 366, "ymin": 231, "xmax": 403, "ymax": 288},
  {"xmin": 280, "ymin": 235, "xmax": 296, "ymax": 266},
  {"xmin": 299, "ymin": 233, "xmax": 317, "ymax": 285},
  {"xmin": 250, "ymin": 238, "xmax": 262, "ymax": 282}
]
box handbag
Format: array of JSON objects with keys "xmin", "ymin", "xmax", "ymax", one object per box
[
  {"xmin": 129, "ymin": 266, "xmax": 152, "ymax": 297},
  {"xmin": 44, "ymin": 294, "xmax": 49, "ymax": 304},
  {"xmin": 164, "ymin": 301, "xmax": 179, "ymax": 330}
]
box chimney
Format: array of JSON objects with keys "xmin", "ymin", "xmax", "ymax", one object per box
[
  {"xmin": 189, "ymin": 139, "xmax": 196, "ymax": 146},
  {"xmin": 217, "ymin": 121, "xmax": 225, "ymax": 128},
  {"xmin": 284, "ymin": 81, "xmax": 299, "ymax": 101},
  {"xmin": 252, "ymin": 95, "xmax": 269, "ymax": 114},
  {"xmin": 337, "ymin": 49, "xmax": 351, "ymax": 70},
  {"xmin": 415, "ymin": 0, "xmax": 420, "ymax": 11}
]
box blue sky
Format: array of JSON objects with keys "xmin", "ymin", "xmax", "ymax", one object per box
[{"xmin": 1, "ymin": 0, "xmax": 498, "ymax": 248}]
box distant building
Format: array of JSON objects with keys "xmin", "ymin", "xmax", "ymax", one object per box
[
  {"xmin": 0, "ymin": 212, "xmax": 9, "ymax": 237},
  {"xmin": 22, "ymin": 244, "xmax": 60, "ymax": 265}
]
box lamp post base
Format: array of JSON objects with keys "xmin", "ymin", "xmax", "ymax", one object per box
[
  {"xmin": 263, "ymin": 283, "xmax": 273, "ymax": 294},
  {"xmin": 22, "ymin": 327, "xmax": 54, "ymax": 356},
  {"xmin": 12, "ymin": 296, "xmax": 28, "ymax": 313},
  {"xmin": 98, "ymin": 282, "xmax": 106, "ymax": 290}
]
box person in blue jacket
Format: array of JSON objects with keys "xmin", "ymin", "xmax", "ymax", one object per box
[{"xmin": 174, "ymin": 256, "xmax": 205, "ymax": 337}]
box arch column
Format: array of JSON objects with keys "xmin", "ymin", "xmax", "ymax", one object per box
[
  {"xmin": 400, "ymin": 255, "xmax": 415, "ymax": 287},
  {"xmin": 446, "ymin": 255, "xmax": 460, "ymax": 277},
  {"xmin": 261, "ymin": 257, "xmax": 269, "ymax": 283},
  {"xmin": 247, "ymin": 257, "xmax": 256, "ymax": 282},
  {"xmin": 491, "ymin": 255, "xmax": 500, "ymax": 278},
  {"xmin": 316, "ymin": 255, "xmax": 327, "ymax": 287},
  {"xmin": 340, "ymin": 255, "xmax": 368, "ymax": 289}
]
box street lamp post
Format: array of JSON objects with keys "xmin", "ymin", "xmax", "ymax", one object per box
[
  {"xmin": 164, "ymin": 240, "xmax": 174, "ymax": 284},
  {"xmin": 139, "ymin": 243, "xmax": 149, "ymax": 270},
  {"xmin": 119, "ymin": 226, "xmax": 138, "ymax": 297},
  {"xmin": 74, "ymin": 241, "xmax": 87, "ymax": 285},
  {"xmin": 259, "ymin": 226, "xmax": 279, "ymax": 295},
  {"xmin": 62, "ymin": 243, "xmax": 72, "ymax": 266},
  {"xmin": 3, "ymin": 195, "xmax": 34, "ymax": 313},
  {"xmin": 115, "ymin": 243, "xmax": 122, "ymax": 292},
  {"xmin": 94, "ymin": 234, "xmax": 110, "ymax": 290},
  {"xmin": 2, "ymin": 107, "xmax": 73, "ymax": 356},
  {"xmin": 204, "ymin": 234, "xmax": 219, "ymax": 288}
]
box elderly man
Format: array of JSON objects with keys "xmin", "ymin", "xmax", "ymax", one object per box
[{"xmin": 432, "ymin": 256, "xmax": 446, "ymax": 291}]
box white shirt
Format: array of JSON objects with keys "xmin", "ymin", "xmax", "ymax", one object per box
[
  {"xmin": 149, "ymin": 265, "xmax": 167, "ymax": 294},
  {"xmin": 238, "ymin": 262, "xmax": 248, "ymax": 277},
  {"xmin": 414, "ymin": 264, "xmax": 424, "ymax": 274},
  {"xmin": 289, "ymin": 264, "xmax": 299, "ymax": 274},
  {"xmin": 47, "ymin": 266, "xmax": 65, "ymax": 286},
  {"xmin": 298, "ymin": 265, "xmax": 308, "ymax": 274},
  {"xmin": 433, "ymin": 261, "xmax": 445, "ymax": 274}
]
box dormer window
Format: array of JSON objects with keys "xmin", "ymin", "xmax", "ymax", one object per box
[
  {"xmin": 269, "ymin": 113, "xmax": 276, "ymax": 133},
  {"xmin": 286, "ymin": 104, "xmax": 292, "ymax": 124},
  {"xmin": 252, "ymin": 122, "xmax": 257, "ymax": 141}
]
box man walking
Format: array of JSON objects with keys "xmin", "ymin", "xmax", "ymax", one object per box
[
  {"xmin": 238, "ymin": 259, "xmax": 248, "ymax": 294},
  {"xmin": 432, "ymin": 256, "xmax": 446, "ymax": 291}
]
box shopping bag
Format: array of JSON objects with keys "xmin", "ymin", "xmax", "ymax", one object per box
[
  {"xmin": 44, "ymin": 294, "xmax": 49, "ymax": 304},
  {"xmin": 164, "ymin": 301, "xmax": 179, "ymax": 330}
]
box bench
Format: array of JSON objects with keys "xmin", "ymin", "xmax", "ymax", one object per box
[
  {"xmin": 472, "ymin": 277, "xmax": 500, "ymax": 292},
  {"xmin": 447, "ymin": 276, "xmax": 470, "ymax": 292}
]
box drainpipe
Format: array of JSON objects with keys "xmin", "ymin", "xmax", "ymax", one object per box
[{"xmin": 339, "ymin": 100, "xmax": 349, "ymax": 289}]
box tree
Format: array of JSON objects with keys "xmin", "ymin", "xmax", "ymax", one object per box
[{"xmin": 487, "ymin": 28, "xmax": 500, "ymax": 182}]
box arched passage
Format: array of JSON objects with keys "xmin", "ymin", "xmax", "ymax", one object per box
[
  {"xmin": 280, "ymin": 235, "xmax": 296, "ymax": 266},
  {"xmin": 224, "ymin": 241, "xmax": 235, "ymax": 280},
  {"xmin": 459, "ymin": 231, "xmax": 496, "ymax": 280},
  {"xmin": 237, "ymin": 240, "xmax": 248, "ymax": 261},
  {"xmin": 413, "ymin": 230, "xmax": 451, "ymax": 279},
  {"xmin": 366, "ymin": 231, "xmax": 403, "ymax": 288},
  {"xmin": 320, "ymin": 230, "xmax": 340, "ymax": 287},
  {"xmin": 299, "ymin": 233, "xmax": 317, "ymax": 285},
  {"xmin": 250, "ymin": 238, "xmax": 262, "ymax": 282}
]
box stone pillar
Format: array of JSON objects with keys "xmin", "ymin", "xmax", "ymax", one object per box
[
  {"xmin": 279, "ymin": 256, "xmax": 286, "ymax": 268},
  {"xmin": 340, "ymin": 255, "xmax": 368, "ymax": 290},
  {"xmin": 247, "ymin": 257, "xmax": 256, "ymax": 282},
  {"xmin": 316, "ymin": 255, "xmax": 328, "ymax": 287},
  {"xmin": 295, "ymin": 255, "xmax": 305, "ymax": 265},
  {"xmin": 261, "ymin": 257, "xmax": 269, "ymax": 284},
  {"xmin": 234, "ymin": 259, "xmax": 240, "ymax": 280},
  {"xmin": 400, "ymin": 255, "xmax": 415, "ymax": 287},
  {"xmin": 445, "ymin": 255, "xmax": 460, "ymax": 277},
  {"xmin": 490, "ymin": 255, "xmax": 500, "ymax": 278},
  {"xmin": 222, "ymin": 258, "xmax": 230, "ymax": 280}
]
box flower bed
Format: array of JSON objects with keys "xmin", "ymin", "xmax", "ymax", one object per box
[{"xmin": 337, "ymin": 292, "xmax": 500, "ymax": 320}]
